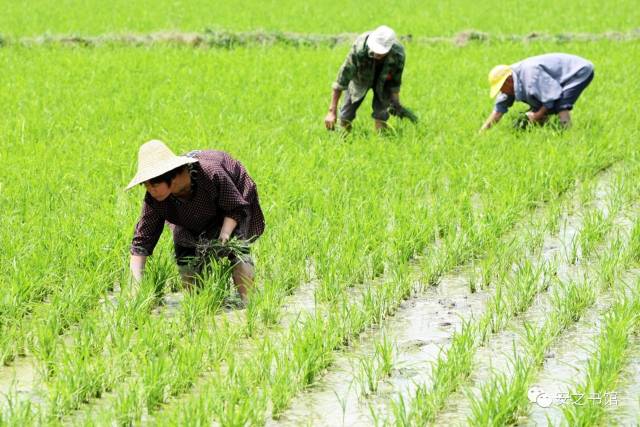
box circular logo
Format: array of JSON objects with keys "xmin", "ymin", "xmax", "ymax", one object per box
[
  {"xmin": 528, "ymin": 386, "xmax": 544, "ymax": 403},
  {"xmin": 536, "ymin": 393, "xmax": 553, "ymax": 408}
]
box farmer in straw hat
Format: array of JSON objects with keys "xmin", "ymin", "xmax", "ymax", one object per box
[
  {"xmin": 480, "ymin": 53, "xmax": 594, "ymax": 131},
  {"xmin": 126, "ymin": 140, "xmax": 265, "ymax": 303},
  {"xmin": 324, "ymin": 25, "xmax": 416, "ymax": 132}
]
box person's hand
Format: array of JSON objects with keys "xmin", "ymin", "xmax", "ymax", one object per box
[
  {"xmin": 324, "ymin": 111, "xmax": 337, "ymax": 130},
  {"xmin": 526, "ymin": 111, "xmax": 536, "ymax": 122},
  {"xmin": 526, "ymin": 111, "xmax": 547, "ymax": 124},
  {"xmin": 219, "ymin": 232, "xmax": 231, "ymax": 244}
]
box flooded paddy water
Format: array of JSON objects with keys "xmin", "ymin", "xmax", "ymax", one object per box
[{"xmin": 268, "ymin": 166, "xmax": 640, "ymax": 426}]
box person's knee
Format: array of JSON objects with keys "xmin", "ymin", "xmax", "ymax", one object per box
[
  {"xmin": 371, "ymin": 101, "xmax": 390, "ymax": 121},
  {"xmin": 339, "ymin": 109, "xmax": 357, "ymax": 123},
  {"xmin": 372, "ymin": 111, "xmax": 390, "ymax": 121},
  {"xmin": 339, "ymin": 103, "xmax": 357, "ymax": 122},
  {"xmin": 233, "ymin": 262, "xmax": 254, "ymax": 280}
]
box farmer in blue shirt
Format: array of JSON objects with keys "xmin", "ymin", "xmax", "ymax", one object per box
[{"xmin": 480, "ymin": 53, "xmax": 594, "ymax": 131}]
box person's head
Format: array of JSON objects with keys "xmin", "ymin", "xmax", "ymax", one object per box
[
  {"xmin": 367, "ymin": 25, "xmax": 396, "ymax": 59},
  {"xmin": 143, "ymin": 165, "xmax": 188, "ymax": 201},
  {"xmin": 125, "ymin": 139, "xmax": 198, "ymax": 199},
  {"xmin": 488, "ymin": 64, "xmax": 513, "ymax": 97},
  {"xmin": 500, "ymin": 75, "xmax": 514, "ymax": 95}
]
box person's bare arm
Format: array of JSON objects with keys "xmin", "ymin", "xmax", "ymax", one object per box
[
  {"xmin": 219, "ymin": 217, "xmax": 238, "ymax": 243},
  {"xmin": 480, "ymin": 111, "xmax": 504, "ymax": 131},
  {"xmin": 324, "ymin": 88, "xmax": 343, "ymax": 130},
  {"xmin": 130, "ymin": 254, "xmax": 147, "ymax": 282}
]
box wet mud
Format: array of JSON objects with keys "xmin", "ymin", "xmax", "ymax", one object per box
[{"xmin": 271, "ymin": 267, "xmax": 487, "ymax": 426}]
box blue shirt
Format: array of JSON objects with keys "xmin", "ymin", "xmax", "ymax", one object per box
[{"xmin": 495, "ymin": 53, "xmax": 594, "ymax": 113}]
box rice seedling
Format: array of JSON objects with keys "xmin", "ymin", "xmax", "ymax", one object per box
[
  {"xmin": 465, "ymin": 184, "xmax": 639, "ymax": 426},
  {"xmin": 27, "ymin": 316, "xmax": 60, "ymax": 379},
  {"xmin": 270, "ymin": 349, "xmax": 301, "ymax": 420},
  {"xmin": 355, "ymin": 334, "xmax": 395, "ymax": 396},
  {"xmin": 390, "ymin": 394, "xmax": 411, "ymax": 427},
  {"xmin": 398, "ymin": 322, "xmax": 477, "ymax": 424},
  {"xmin": 357, "ymin": 355, "xmax": 380, "ymax": 396},
  {"xmin": 113, "ymin": 380, "xmax": 144, "ymax": 427},
  {"xmin": 597, "ymin": 236, "xmax": 625, "ymax": 289},
  {"xmin": 625, "ymin": 219, "xmax": 640, "ymax": 265},
  {"xmin": 579, "ymin": 209, "xmax": 613, "ymax": 259},
  {"xmin": 375, "ymin": 333, "xmax": 395, "ymax": 379},
  {"xmin": 0, "ymin": 389, "xmax": 37, "ymax": 427},
  {"xmin": 468, "ymin": 352, "xmax": 532, "ymax": 426}
]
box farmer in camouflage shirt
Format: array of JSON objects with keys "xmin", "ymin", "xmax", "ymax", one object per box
[{"xmin": 324, "ymin": 25, "xmax": 408, "ymax": 132}]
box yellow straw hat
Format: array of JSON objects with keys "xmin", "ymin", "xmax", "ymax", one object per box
[
  {"xmin": 125, "ymin": 139, "xmax": 198, "ymax": 190},
  {"xmin": 488, "ymin": 64, "xmax": 512, "ymax": 98}
]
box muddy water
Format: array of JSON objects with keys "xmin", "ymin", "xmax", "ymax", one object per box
[
  {"xmin": 524, "ymin": 268, "xmax": 640, "ymax": 427},
  {"xmin": 525, "ymin": 294, "xmax": 613, "ymax": 426},
  {"xmin": 524, "ymin": 219, "xmax": 639, "ymax": 425},
  {"xmin": 270, "ymin": 265, "xmax": 488, "ymax": 427},
  {"xmin": 434, "ymin": 169, "xmax": 633, "ymax": 425},
  {"xmin": 434, "ymin": 192, "xmax": 590, "ymax": 425},
  {"xmin": 434, "ymin": 218, "xmax": 579, "ymax": 425},
  {"xmin": 270, "ymin": 173, "xmax": 616, "ymax": 426},
  {"xmin": 279, "ymin": 278, "xmax": 319, "ymax": 329},
  {"xmin": 0, "ymin": 356, "xmax": 44, "ymax": 412}
]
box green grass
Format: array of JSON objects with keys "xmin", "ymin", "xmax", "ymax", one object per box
[{"xmin": 0, "ymin": 0, "xmax": 639, "ymax": 37}]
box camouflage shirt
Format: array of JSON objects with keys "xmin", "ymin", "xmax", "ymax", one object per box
[{"xmin": 332, "ymin": 32, "xmax": 405, "ymax": 102}]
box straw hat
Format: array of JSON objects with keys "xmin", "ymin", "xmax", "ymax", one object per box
[
  {"xmin": 125, "ymin": 140, "xmax": 198, "ymax": 190},
  {"xmin": 367, "ymin": 25, "xmax": 397, "ymax": 55},
  {"xmin": 488, "ymin": 64, "xmax": 512, "ymax": 98}
]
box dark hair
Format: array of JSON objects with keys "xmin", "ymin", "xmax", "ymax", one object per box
[{"xmin": 148, "ymin": 165, "xmax": 187, "ymax": 186}]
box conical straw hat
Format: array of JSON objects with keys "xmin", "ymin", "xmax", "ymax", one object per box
[
  {"xmin": 125, "ymin": 140, "xmax": 198, "ymax": 190},
  {"xmin": 488, "ymin": 64, "xmax": 512, "ymax": 98}
]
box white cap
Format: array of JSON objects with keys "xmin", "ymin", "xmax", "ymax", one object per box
[{"xmin": 367, "ymin": 25, "xmax": 397, "ymax": 55}]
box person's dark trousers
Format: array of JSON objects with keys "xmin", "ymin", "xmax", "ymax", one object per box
[
  {"xmin": 552, "ymin": 71, "xmax": 595, "ymax": 112},
  {"xmin": 339, "ymin": 90, "xmax": 391, "ymax": 122}
]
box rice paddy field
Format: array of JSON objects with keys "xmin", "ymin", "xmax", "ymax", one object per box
[{"xmin": 1, "ymin": 1, "xmax": 640, "ymax": 426}]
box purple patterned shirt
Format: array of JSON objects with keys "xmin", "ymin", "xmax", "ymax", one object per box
[{"xmin": 130, "ymin": 150, "xmax": 265, "ymax": 256}]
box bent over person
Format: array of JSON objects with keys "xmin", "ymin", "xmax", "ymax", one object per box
[
  {"xmin": 480, "ymin": 53, "xmax": 594, "ymax": 131},
  {"xmin": 126, "ymin": 140, "xmax": 265, "ymax": 303},
  {"xmin": 324, "ymin": 25, "xmax": 414, "ymax": 132}
]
